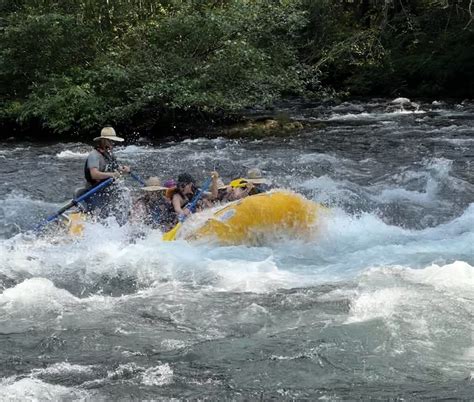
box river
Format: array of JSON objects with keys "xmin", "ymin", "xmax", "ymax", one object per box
[{"xmin": 0, "ymin": 98, "xmax": 473, "ymax": 399}]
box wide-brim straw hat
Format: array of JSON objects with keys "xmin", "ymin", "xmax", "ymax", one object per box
[
  {"xmin": 245, "ymin": 168, "xmax": 270, "ymax": 184},
  {"xmin": 142, "ymin": 176, "xmax": 167, "ymax": 192},
  {"xmin": 93, "ymin": 126, "xmax": 124, "ymax": 142}
]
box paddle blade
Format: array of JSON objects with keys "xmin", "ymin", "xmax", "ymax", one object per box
[
  {"xmin": 162, "ymin": 222, "xmax": 181, "ymax": 241},
  {"xmin": 68, "ymin": 212, "xmax": 85, "ymax": 236}
]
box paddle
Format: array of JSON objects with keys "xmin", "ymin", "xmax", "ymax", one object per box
[
  {"xmin": 103, "ymin": 148, "xmax": 144, "ymax": 186},
  {"xmin": 129, "ymin": 171, "xmax": 146, "ymax": 186},
  {"xmin": 34, "ymin": 177, "xmax": 114, "ymax": 232},
  {"xmin": 162, "ymin": 177, "xmax": 213, "ymax": 241}
]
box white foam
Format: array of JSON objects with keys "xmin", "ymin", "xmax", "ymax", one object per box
[
  {"xmin": 0, "ymin": 198, "xmax": 472, "ymax": 299},
  {"xmin": 346, "ymin": 260, "xmax": 474, "ymax": 327},
  {"xmin": 0, "ymin": 192, "xmax": 60, "ymax": 214},
  {"xmin": 327, "ymin": 112, "xmax": 374, "ymax": 121},
  {"xmin": 327, "ymin": 109, "xmax": 426, "ymax": 122},
  {"xmin": 346, "ymin": 287, "xmax": 412, "ymax": 324},
  {"xmin": 439, "ymin": 138, "xmax": 474, "ymax": 145},
  {"xmin": 30, "ymin": 362, "xmax": 96, "ymax": 377},
  {"xmin": 141, "ymin": 364, "xmax": 173, "ymax": 386},
  {"xmin": 56, "ymin": 150, "xmax": 88, "ymax": 159},
  {"xmin": 207, "ymin": 257, "xmax": 308, "ymax": 293},
  {"xmin": 318, "ymin": 209, "xmax": 407, "ymax": 249},
  {"xmin": 0, "ymin": 377, "xmax": 89, "ymax": 400},
  {"xmin": 404, "ymin": 261, "xmax": 474, "ymax": 294},
  {"xmin": 370, "ymin": 158, "xmax": 457, "ymax": 205},
  {"xmin": 462, "ymin": 347, "xmax": 474, "ymax": 363},
  {"xmin": 0, "ymin": 278, "xmax": 78, "ymax": 311},
  {"xmin": 115, "ymin": 145, "xmax": 161, "ymax": 155},
  {"xmin": 298, "ymin": 175, "xmax": 357, "ymax": 204},
  {"xmin": 392, "ymin": 97, "xmax": 411, "ymax": 104},
  {"xmin": 182, "ymin": 137, "xmax": 208, "ymax": 144},
  {"xmin": 161, "ymin": 339, "xmax": 188, "ymax": 350}
]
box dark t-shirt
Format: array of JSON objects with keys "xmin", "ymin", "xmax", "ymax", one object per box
[
  {"xmin": 85, "ymin": 149, "xmax": 117, "ymax": 186},
  {"xmin": 86, "ymin": 149, "xmax": 107, "ymax": 172}
]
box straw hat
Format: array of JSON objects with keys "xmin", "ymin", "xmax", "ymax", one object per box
[
  {"xmin": 142, "ymin": 177, "xmax": 167, "ymax": 191},
  {"xmin": 245, "ymin": 168, "xmax": 270, "ymax": 184},
  {"xmin": 93, "ymin": 126, "xmax": 124, "ymax": 142}
]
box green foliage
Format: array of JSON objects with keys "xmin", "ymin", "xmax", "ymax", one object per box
[
  {"xmin": 114, "ymin": 1, "xmax": 310, "ymax": 111},
  {"xmin": 1, "ymin": 13, "xmax": 97, "ymax": 98},
  {"xmin": 18, "ymin": 75, "xmax": 107, "ymax": 133},
  {"xmin": 1, "ymin": 0, "xmax": 314, "ymax": 136},
  {"xmin": 303, "ymin": 0, "xmax": 474, "ymax": 98},
  {"xmin": 0, "ymin": 0, "xmax": 472, "ymax": 138}
]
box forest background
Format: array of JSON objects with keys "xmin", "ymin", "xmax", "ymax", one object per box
[{"xmin": 1, "ymin": 0, "xmax": 473, "ymax": 139}]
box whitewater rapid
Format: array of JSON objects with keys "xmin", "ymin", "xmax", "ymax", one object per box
[{"xmin": 0, "ymin": 98, "xmax": 472, "ymax": 399}]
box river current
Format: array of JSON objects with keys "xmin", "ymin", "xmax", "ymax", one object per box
[{"xmin": 0, "ymin": 99, "xmax": 473, "ymax": 399}]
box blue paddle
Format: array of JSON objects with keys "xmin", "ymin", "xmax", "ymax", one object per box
[
  {"xmin": 34, "ymin": 178, "xmax": 114, "ymax": 232},
  {"xmin": 129, "ymin": 171, "xmax": 146, "ymax": 186},
  {"xmin": 163, "ymin": 177, "xmax": 213, "ymax": 241},
  {"xmin": 186, "ymin": 177, "xmax": 213, "ymax": 214}
]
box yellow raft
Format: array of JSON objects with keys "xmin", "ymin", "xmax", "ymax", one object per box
[
  {"xmin": 172, "ymin": 190, "xmax": 327, "ymax": 245},
  {"xmin": 66, "ymin": 191, "xmax": 326, "ymax": 245}
]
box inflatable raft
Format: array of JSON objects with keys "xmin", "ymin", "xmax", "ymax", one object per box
[
  {"xmin": 64, "ymin": 191, "xmax": 326, "ymax": 245},
  {"xmin": 168, "ymin": 190, "xmax": 326, "ymax": 245}
]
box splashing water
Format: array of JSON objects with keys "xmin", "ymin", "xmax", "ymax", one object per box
[{"xmin": 0, "ymin": 99, "xmax": 473, "ymax": 399}]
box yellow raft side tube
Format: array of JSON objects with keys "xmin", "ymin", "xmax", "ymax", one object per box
[
  {"xmin": 66, "ymin": 191, "xmax": 327, "ymax": 246},
  {"xmin": 183, "ymin": 190, "xmax": 327, "ymax": 245}
]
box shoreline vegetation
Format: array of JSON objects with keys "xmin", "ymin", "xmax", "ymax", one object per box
[{"xmin": 1, "ymin": 0, "xmax": 473, "ymax": 142}]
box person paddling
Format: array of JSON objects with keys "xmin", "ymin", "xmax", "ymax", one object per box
[
  {"xmin": 131, "ymin": 177, "xmax": 176, "ymax": 231},
  {"xmin": 170, "ymin": 172, "xmax": 218, "ymax": 217},
  {"xmin": 83, "ymin": 127, "xmax": 130, "ymax": 220}
]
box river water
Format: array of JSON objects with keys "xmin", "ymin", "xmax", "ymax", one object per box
[{"xmin": 0, "ymin": 99, "xmax": 473, "ymax": 399}]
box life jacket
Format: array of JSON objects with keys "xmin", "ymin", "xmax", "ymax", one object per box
[
  {"xmin": 165, "ymin": 187, "xmax": 177, "ymax": 200},
  {"xmin": 84, "ymin": 149, "xmax": 119, "ymax": 185}
]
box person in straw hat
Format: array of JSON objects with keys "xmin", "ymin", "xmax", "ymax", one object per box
[
  {"xmin": 244, "ymin": 167, "xmax": 272, "ymax": 195},
  {"xmin": 83, "ymin": 126, "xmax": 131, "ymax": 220},
  {"xmin": 212, "ymin": 176, "xmax": 256, "ymax": 203},
  {"xmin": 227, "ymin": 178, "xmax": 254, "ymax": 200},
  {"xmin": 131, "ymin": 177, "xmax": 176, "ymax": 231}
]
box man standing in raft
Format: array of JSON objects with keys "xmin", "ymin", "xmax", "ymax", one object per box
[{"xmin": 83, "ymin": 127, "xmax": 130, "ymax": 220}]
